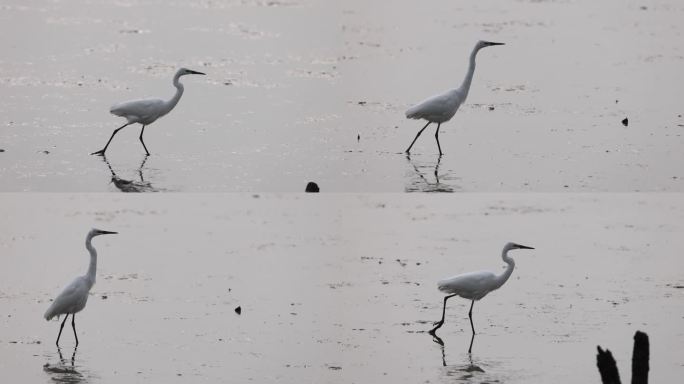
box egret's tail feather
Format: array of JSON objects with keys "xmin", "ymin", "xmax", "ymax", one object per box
[
  {"xmin": 405, "ymin": 106, "xmax": 422, "ymax": 119},
  {"xmin": 44, "ymin": 303, "xmax": 57, "ymax": 321},
  {"xmin": 437, "ymin": 278, "xmax": 457, "ymax": 293}
]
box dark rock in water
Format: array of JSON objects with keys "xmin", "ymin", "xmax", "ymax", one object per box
[
  {"xmin": 234, "ymin": 306, "xmax": 242, "ymax": 315},
  {"xmin": 632, "ymin": 331, "xmax": 649, "ymax": 384},
  {"xmin": 596, "ymin": 346, "xmax": 621, "ymax": 384},
  {"xmin": 596, "ymin": 330, "xmax": 650, "ymax": 384},
  {"xmin": 0, "ymin": 149, "xmax": 5, "ymax": 152},
  {"xmin": 488, "ymin": 105, "xmax": 495, "ymax": 111},
  {"xmin": 101, "ymin": 295, "xmax": 108, "ymax": 300},
  {"xmin": 305, "ymin": 182, "xmax": 320, "ymax": 193},
  {"xmin": 622, "ymin": 118, "xmax": 628, "ymax": 126},
  {"xmin": 357, "ymin": 133, "xmax": 360, "ymax": 141},
  {"xmin": 42, "ymin": 150, "xmax": 50, "ymax": 154}
]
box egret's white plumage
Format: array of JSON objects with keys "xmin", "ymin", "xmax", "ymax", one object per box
[
  {"xmin": 91, "ymin": 68, "xmax": 205, "ymax": 156},
  {"xmin": 44, "ymin": 228, "xmax": 117, "ymax": 346},
  {"xmin": 429, "ymin": 242, "xmax": 534, "ymax": 353},
  {"xmin": 405, "ymin": 40, "xmax": 504, "ymax": 155}
]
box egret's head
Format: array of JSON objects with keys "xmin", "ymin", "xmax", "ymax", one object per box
[
  {"xmin": 504, "ymin": 242, "xmax": 534, "ymax": 251},
  {"xmin": 89, "ymin": 228, "xmax": 118, "ymax": 238},
  {"xmin": 178, "ymin": 68, "xmax": 206, "ymax": 76},
  {"xmin": 477, "ymin": 40, "xmax": 505, "ymax": 50}
]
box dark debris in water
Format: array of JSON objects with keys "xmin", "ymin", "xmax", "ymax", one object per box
[
  {"xmin": 234, "ymin": 306, "xmax": 242, "ymax": 315},
  {"xmin": 305, "ymin": 182, "xmax": 320, "ymax": 193},
  {"xmin": 622, "ymin": 117, "xmax": 629, "ymax": 126}
]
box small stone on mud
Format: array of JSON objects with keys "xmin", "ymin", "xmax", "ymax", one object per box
[
  {"xmin": 235, "ymin": 306, "xmax": 242, "ymax": 315},
  {"xmin": 305, "ymin": 182, "xmax": 320, "ymax": 193}
]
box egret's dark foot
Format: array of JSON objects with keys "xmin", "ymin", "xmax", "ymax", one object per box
[{"xmin": 91, "ymin": 149, "xmax": 106, "ymax": 156}]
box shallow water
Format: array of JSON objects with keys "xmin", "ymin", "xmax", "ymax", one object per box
[
  {"xmin": 1, "ymin": 0, "xmax": 683, "ymax": 191},
  {"xmin": 1, "ymin": 194, "xmax": 683, "ymax": 382}
]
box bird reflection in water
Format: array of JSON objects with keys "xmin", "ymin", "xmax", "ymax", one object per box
[
  {"xmin": 432, "ymin": 338, "xmax": 487, "ymax": 382},
  {"xmin": 103, "ymin": 155, "xmax": 161, "ymax": 192},
  {"xmin": 405, "ymin": 154, "xmax": 457, "ymax": 193},
  {"xmin": 43, "ymin": 347, "xmax": 87, "ymax": 383}
]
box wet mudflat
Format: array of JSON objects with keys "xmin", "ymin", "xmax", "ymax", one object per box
[
  {"xmin": 1, "ymin": 0, "xmax": 683, "ymax": 192},
  {"xmin": 1, "ymin": 194, "xmax": 683, "ymax": 382}
]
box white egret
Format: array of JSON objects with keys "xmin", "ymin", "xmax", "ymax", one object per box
[
  {"xmin": 429, "ymin": 242, "xmax": 534, "ymax": 353},
  {"xmin": 44, "ymin": 228, "xmax": 118, "ymax": 346},
  {"xmin": 91, "ymin": 68, "xmax": 206, "ymax": 156},
  {"xmin": 405, "ymin": 40, "xmax": 504, "ymax": 155}
]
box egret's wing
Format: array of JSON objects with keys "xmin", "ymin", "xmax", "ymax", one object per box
[
  {"xmin": 406, "ymin": 91, "xmax": 453, "ymax": 120},
  {"xmin": 438, "ymin": 270, "xmax": 496, "ymax": 296},
  {"xmin": 110, "ymin": 98, "xmax": 165, "ymax": 121},
  {"xmin": 44, "ymin": 277, "xmax": 89, "ymax": 320}
]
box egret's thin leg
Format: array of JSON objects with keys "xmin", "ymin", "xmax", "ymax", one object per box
[
  {"xmin": 71, "ymin": 313, "xmax": 79, "ymax": 347},
  {"xmin": 91, "ymin": 123, "xmax": 131, "ymax": 156},
  {"xmin": 138, "ymin": 155, "xmax": 149, "ymax": 182},
  {"xmin": 429, "ymin": 293, "xmax": 457, "ymax": 335},
  {"xmin": 139, "ymin": 125, "xmax": 150, "ymax": 156},
  {"xmin": 55, "ymin": 315, "xmax": 69, "ymax": 346},
  {"xmin": 57, "ymin": 346, "xmax": 65, "ymax": 362},
  {"xmin": 434, "ymin": 123, "xmax": 442, "ymax": 156},
  {"xmin": 468, "ymin": 300, "xmax": 475, "ymax": 353},
  {"xmin": 406, "ymin": 121, "xmax": 431, "ymax": 154}
]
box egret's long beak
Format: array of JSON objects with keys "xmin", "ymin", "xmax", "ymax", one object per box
[
  {"xmin": 485, "ymin": 41, "xmax": 505, "ymax": 46},
  {"xmin": 99, "ymin": 230, "xmax": 118, "ymax": 235},
  {"xmin": 187, "ymin": 70, "xmax": 206, "ymax": 75},
  {"xmin": 517, "ymin": 244, "xmax": 534, "ymax": 250}
]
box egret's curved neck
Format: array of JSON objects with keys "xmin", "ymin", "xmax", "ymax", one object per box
[
  {"xmin": 494, "ymin": 247, "xmax": 515, "ymax": 289},
  {"xmin": 164, "ymin": 72, "xmax": 185, "ymax": 114},
  {"xmin": 458, "ymin": 45, "xmax": 481, "ymax": 99},
  {"xmin": 85, "ymin": 234, "xmax": 97, "ymax": 286}
]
